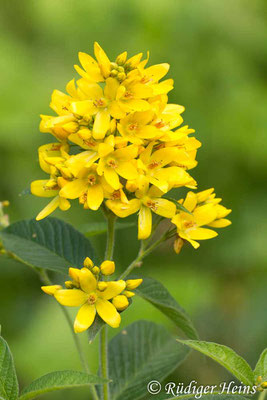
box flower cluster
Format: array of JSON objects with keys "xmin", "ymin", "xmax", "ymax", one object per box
[
  {"xmin": 42, "ymin": 257, "xmax": 142, "ymax": 332},
  {"xmin": 31, "ymin": 42, "xmax": 231, "ymax": 247},
  {"xmin": 172, "ymin": 189, "xmax": 232, "ymax": 250}
]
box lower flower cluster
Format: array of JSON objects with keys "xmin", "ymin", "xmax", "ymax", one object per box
[{"xmin": 42, "ymin": 257, "xmax": 142, "ymax": 333}]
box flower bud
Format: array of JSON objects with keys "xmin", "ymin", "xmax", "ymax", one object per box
[
  {"xmin": 126, "ymin": 279, "xmax": 143, "ymax": 290},
  {"xmin": 110, "ymin": 69, "xmax": 118, "ymax": 77},
  {"xmin": 100, "ymin": 260, "xmax": 115, "ymax": 276},
  {"xmin": 84, "ymin": 257, "xmax": 94, "ymax": 269},
  {"xmin": 65, "ymin": 280, "xmax": 79, "ymax": 289},
  {"xmin": 174, "ymin": 237, "xmax": 184, "ymax": 254},
  {"xmin": 78, "ymin": 128, "xmax": 91, "ymax": 140},
  {"xmin": 41, "ymin": 285, "xmax": 62, "ymax": 295},
  {"xmin": 117, "ymin": 72, "xmax": 126, "ymax": 82},
  {"xmin": 123, "ymin": 290, "xmax": 135, "ymax": 298},
  {"xmin": 98, "ymin": 282, "xmax": 108, "ymax": 291},
  {"xmin": 116, "ymin": 51, "xmax": 127, "ymax": 65},
  {"xmin": 69, "ymin": 267, "xmax": 81, "ymax": 282},
  {"xmin": 112, "ymin": 295, "xmax": 129, "ymax": 311},
  {"xmin": 261, "ymin": 382, "xmax": 267, "ymax": 389},
  {"xmin": 92, "ymin": 266, "xmax": 100, "ymax": 275},
  {"xmin": 2, "ymin": 201, "xmax": 9, "ymax": 207}
]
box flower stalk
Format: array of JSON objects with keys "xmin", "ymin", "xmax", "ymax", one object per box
[{"xmin": 100, "ymin": 210, "xmax": 116, "ymax": 400}]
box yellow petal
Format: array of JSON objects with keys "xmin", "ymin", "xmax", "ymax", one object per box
[
  {"xmin": 104, "ymin": 77, "xmax": 120, "ymax": 100},
  {"xmin": 59, "ymin": 179, "xmax": 88, "ymax": 199},
  {"xmin": 95, "ymin": 298, "xmax": 121, "ymax": 328},
  {"xmin": 79, "ymin": 268, "xmax": 97, "ymax": 293},
  {"xmin": 104, "ymin": 167, "xmax": 120, "ymax": 190},
  {"xmin": 143, "ymin": 63, "xmax": 169, "ymax": 81},
  {"xmin": 70, "ymin": 100, "xmax": 95, "ymax": 116},
  {"xmin": 87, "ymin": 184, "xmax": 104, "ymax": 210},
  {"xmin": 69, "ymin": 267, "xmax": 81, "ymax": 282},
  {"xmin": 113, "ymin": 144, "xmax": 138, "ymax": 161},
  {"xmin": 112, "ymin": 295, "xmax": 129, "ymax": 311},
  {"xmin": 74, "ymin": 303, "xmax": 96, "ymax": 333},
  {"xmin": 196, "ymin": 188, "xmax": 215, "ymax": 203},
  {"xmin": 41, "ymin": 285, "xmax": 62, "ymax": 295},
  {"xmin": 59, "ymin": 198, "xmax": 71, "ymax": 211},
  {"xmin": 194, "ymin": 204, "xmax": 217, "ymax": 226},
  {"xmin": 36, "ymin": 196, "xmax": 60, "ymax": 221},
  {"xmin": 189, "ymin": 227, "xmax": 218, "ymax": 240},
  {"xmin": 179, "ymin": 232, "xmax": 200, "ymax": 249},
  {"xmin": 99, "ymin": 280, "xmax": 126, "ymax": 300},
  {"xmin": 126, "ymin": 279, "xmax": 143, "ymax": 290},
  {"xmin": 93, "ymin": 110, "xmax": 110, "ymax": 139},
  {"xmin": 94, "ymin": 42, "xmax": 110, "ymax": 78},
  {"xmin": 121, "ymin": 98, "xmax": 150, "ymax": 112},
  {"xmin": 148, "ymin": 198, "xmax": 176, "ymax": 218},
  {"xmin": 78, "ymin": 52, "xmax": 103, "ymax": 82},
  {"xmin": 31, "ymin": 180, "xmax": 58, "ymax": 198},
  {"xmin": 106, "ymin": 198, "xmax": 140, "ymax": 218},
  {"xmin": 208, "ymin": 219, "xmax": 232, "ymax": 228},
  {"xmin": 54, "ymin": 289, "xmax": 88, "ymax": 306},
  {"xmin": 183, "ymin": 191, "xmax": 198, "ymax": 212},
  {"xmin": 116, "ymin": 161, "xmax": 138, "ymax": 180},
  {"xmin": 138, "ymin": 205, "xmax": 152, "ymax": 239},
  {"xmin": 66, "ymin": 151, "xmax": 98, "ymax": 176}
]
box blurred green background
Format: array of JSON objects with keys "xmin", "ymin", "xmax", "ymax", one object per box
[{"xmin": 0, "ymin": 0, "xmax": 267, "ymax": 398}]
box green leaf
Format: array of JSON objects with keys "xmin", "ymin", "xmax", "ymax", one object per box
[
  {"xmin": 19, "ymin": 370, "xmax": 107, "ymax": 400},
  {"xmin": 254, "ymin": 348, "xmax": 267, "ymax": 381},
  {"xmin": 106, "ymin": 320, "xmax": 189, "ymax": 400},
  {"xmin": 81, "ymin": 221, "xmax": 135, "ymax": 237},
  {"xmin": 178, "ymin": 340, "xmax": 255, "ymax": 386},
  {"xmin": 135, "ymin": 276, "xmax": 198, "ymax": 340},
  {"xmin": 0, "ymin": 336, "xmax": 19, "ymax": 400},
  {"xmin": 0, "ymin": 218, "xmax": 95, "ymax": 274}
]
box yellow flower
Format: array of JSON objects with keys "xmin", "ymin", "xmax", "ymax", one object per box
[
  {"xmin": 41, "ymin": 257, "xmax": 142, "ymax": 332},
  {"xmin": 171, "ymin": 189, "xmax": 231, "ymax": 249},
  {"xmin": 117, "ymin": 110, "xmax": 161, "ymax": 144},
  {"xmin": 97, "ymin": 144, "xmax": 139, "ymax": 190},
  {"xmin": 59, "ymin": 163, "xmax": 112, "ymax": 211},
  {"xmin": 70, "ymin": 78, "xmax": 125, "ymax": 139},
  {"xmin": 106, "ymin": 181, "xmax": 176, "ymax": 239},
  {"xmin": 138, "ymin": 142, "xmax": 195, "ymax": 192}
]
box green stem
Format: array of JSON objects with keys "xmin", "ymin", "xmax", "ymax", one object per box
[
  {"xmin": 38, "ymin": 269, "xmax": 99, "ymax": 400},
  {"xmin": 259, "ymin": 390, "xmax": 267, "ymax": 400},
  {"xmin": 100, "ymin": 325, "xmax": 109, "ymax": 400},
  {"xmin": 104, "ymin": 211, "xmax": 116, "ymax": 260},
  {"xmin": 100, "ymin": 211, "xmax": 116, "ymax": 400},
  {"xmin": 119, "ymin": 228, "xmax": 172, "ymax": 280}
]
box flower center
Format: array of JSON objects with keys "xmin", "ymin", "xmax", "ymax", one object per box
[
  {"xmin": 88, "ymin": 174, "xmax": 97, "ymax": 185},
  {"xmin": 94, "ymin": 98, "xmax": 106, "ymax": 108},
  {"xmin": 88, "ymin": 293, "xmax": 97, "ymax": 305},
  {"xmin": 124, "ymin": 91, "xmax": 133, "ymax": 99},
  {"xmin": 154, "ymin": 120, "xmax": 165, "ymax": 129},
  {"xmin": 128, "ymin": 123, "xmax": 138, "ymax": 131},
  {"xmin": 140, "ymin": 76, "xmax": 152, "ymax": 84},
  {"xmin": 146, "ymin": 200, "xmax": 157, "ymax": 211},
  {"xmin": 184, "ymin": 221, "xmax": 195, "ymax": 229},
  {"xmin": 107, "ymin": 158, "xmax": 118, "ymax": 169},
  {"xmin": 111, "ymin": 190, "xmax": 121, "ymax": 200},
  {"xmin": 148, "ymin": 160, "xmax": 161, "ymax": 169}
]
